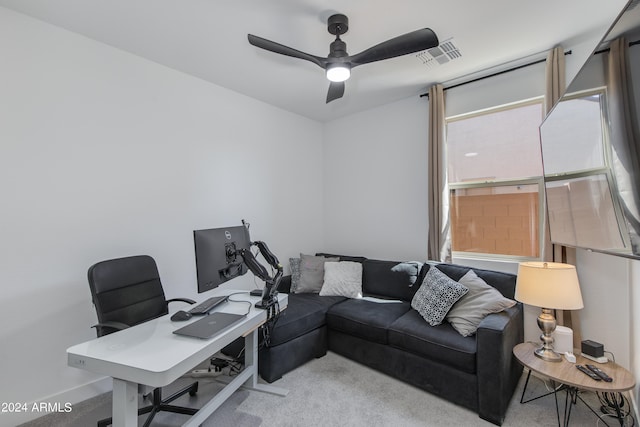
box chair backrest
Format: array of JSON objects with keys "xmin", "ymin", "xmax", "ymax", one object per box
[{"xmin": 87, "ymin": 255, "xmax": 170, "ymax": 336}]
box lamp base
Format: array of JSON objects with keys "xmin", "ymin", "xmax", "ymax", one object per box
[
  {"xmin": 534, "ymin": 308, "xmax": 562, "ymax": 362},
  {"xmin": 534, "ymin": 346, "xmax": 562, "ymax": 362}
]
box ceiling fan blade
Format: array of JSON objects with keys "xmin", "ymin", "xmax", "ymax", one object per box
[
  {"xmin": 248, "ymin": 34, "xmax": 327, "ymax": 68},
  {"xmin": 326, "ymin": 81, "xmax": 345, "ymax": 103},
  {"xmin": 349, "ymin": 28, "xmax": 439, "ymax": 66}
]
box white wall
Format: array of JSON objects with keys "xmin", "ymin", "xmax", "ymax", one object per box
[
  {"xmin": 322, "ymin": 96, "xmax": 429, "ymax": 261},
  {"xmin": 575, "ymin": 250, "xmax": 634, "ymax": 368},
  {"xmin": 0, "ymin": 7, "xmax": 324, "ymax": 424}
]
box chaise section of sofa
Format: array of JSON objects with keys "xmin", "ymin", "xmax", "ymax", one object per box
[{"xmin": 258, "ymin": 275, "xmax": 346, "ymax": 383}]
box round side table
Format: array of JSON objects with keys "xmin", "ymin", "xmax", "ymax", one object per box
[{"xmin": 513, "ymin": 342, "xmax": 635, "ymax": 426}]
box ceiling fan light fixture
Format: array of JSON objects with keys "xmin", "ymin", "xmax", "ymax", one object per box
[
  {"xmin": 249, "ymin": 13, "xmax": 439, "ymax": 102},
  {"xmin": 326, "ymin": 63, "xmax": 351, "ymax": 82}
]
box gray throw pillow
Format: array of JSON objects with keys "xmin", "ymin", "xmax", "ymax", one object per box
[
  {"xmin": 411, "ymin": 267, "xmax": 468, "ymax": 326},
  {"xmin": 295, "ymin": 254, "xmax": 339, "ymax": 294},
  {"xmin": 446, "ymin": 269, "xmax": 516, "ymax": 337},
  {"xmin": 289, "ymin": 257, "xmax": 301, "ymax": 293}
]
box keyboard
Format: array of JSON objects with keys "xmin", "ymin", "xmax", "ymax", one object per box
[{"xmin": 188, "ymin": 296, "xmax": 228, "ymax": 315}]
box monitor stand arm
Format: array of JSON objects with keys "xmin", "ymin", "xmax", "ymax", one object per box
[{"xmin": 239, "ymin": 241, "xmax": 283, "ymax": 309}]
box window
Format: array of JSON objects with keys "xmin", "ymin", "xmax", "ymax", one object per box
[{"xmin": 446, "ymin": 99, "xmax": 544, "ymax": 258}]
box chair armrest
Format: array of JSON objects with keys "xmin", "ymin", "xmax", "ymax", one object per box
[
  {"xmin": 92, "ymin": 321, "xmax": 130, "ymax": 336},
  {"xmin": 167, "ymin": 298, "xmax": 196, "ymax": 305},
  {"xmin": 476, "ymin": 303, "xmax": 524, "ymax": 425}
]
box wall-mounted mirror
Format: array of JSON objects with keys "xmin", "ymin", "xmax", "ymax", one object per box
[{"xmin": 540, "ymin": 1, "xmax": 640, "ymax": 259}]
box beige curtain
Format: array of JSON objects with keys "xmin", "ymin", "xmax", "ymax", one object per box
[
  {"xmin": 544, "ymin": 46, "xmax": 566, "ymax": 115},
  {"xmin": 427, "ymin": 84, "xmax": 451, "ymax": 262},
  {"xmin": 608, "ymin": 37, "xmax": 640, "ymax": 255}
]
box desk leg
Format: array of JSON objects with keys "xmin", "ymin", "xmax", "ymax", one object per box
[
  {"xmin": 183, "ymin": 329, "xmax": 288, "ymax": 426},
  {"xmin": 241, "ymin": 329, "xmax": 288, "ymax": 397},
  {"xmin": 112, "ymin": 379, "xmax": 138, "ymax": 427}
]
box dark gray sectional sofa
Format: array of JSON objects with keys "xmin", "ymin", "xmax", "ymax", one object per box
[{"xmin": 248, "ymin": 254, "xmax": 523, "ymax": 425}]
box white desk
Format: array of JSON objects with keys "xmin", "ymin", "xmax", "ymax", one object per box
[{"xmin": 67, "ymin": 290, "xmax": 288, "ymax": 427}]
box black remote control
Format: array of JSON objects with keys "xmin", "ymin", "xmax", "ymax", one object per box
[
  {"xmin": 576, "ymin": 364, "xmax": 602, "ymax": 381},
  {"xmin": 586, "ymin": 364, "xmax": 613, "ymax": 382}
]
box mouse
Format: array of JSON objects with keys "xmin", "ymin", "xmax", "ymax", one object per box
[{"xmin": 171, "ymin": 310, "xmax": 193, "ymax": 321}]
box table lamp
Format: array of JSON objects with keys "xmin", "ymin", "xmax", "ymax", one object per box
[{"xmin": 515, "ymin": 262, "xmax": 583, "ymax": 362}]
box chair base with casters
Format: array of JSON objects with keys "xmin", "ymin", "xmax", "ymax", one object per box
[{"xmin": 97, "ymin": 381, "xmax": 199, "ymax": 427}]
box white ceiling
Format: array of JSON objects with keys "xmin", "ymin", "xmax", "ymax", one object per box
[{"xmin": 0, "ymin": 0, "xmax": 630, "ymax": 122}]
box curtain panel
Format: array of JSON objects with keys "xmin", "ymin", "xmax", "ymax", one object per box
[
  {"xmin": 427, "ymin": 84, "xmax": 451, "ymax": 262},
  {"xmin": 608, "ymin": 37, "xmax": 640, "ymax": 255}
]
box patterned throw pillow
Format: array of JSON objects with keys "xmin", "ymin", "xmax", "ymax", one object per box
[
  {"xmin": 411, "ymin": 267, "xmax": 469, "ymax": 326},
  {"xmin": 289, "ymin": 257, "xmax": 301, "ymax": 293}
]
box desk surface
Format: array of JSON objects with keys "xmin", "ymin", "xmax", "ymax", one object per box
[
  {"xmin": 67, "ymin": 290, "xmax": 287, "ymax": 388},
  {"xmin": 513, "ymin": 342, "xmax": 635, "ymax": 393}
]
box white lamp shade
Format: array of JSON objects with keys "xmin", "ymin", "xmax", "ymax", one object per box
[{"xmin": 515, "ymin": 262, "xmax": 584, "ymax": 310}]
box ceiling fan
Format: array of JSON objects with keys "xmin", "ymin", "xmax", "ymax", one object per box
[{"xmin": 248, "ymin": 14, "xmax": 439, "ymax": 103}]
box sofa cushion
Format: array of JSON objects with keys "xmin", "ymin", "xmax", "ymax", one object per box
[
  {"xmin": 446, "ymin": 269, "xmax": 516, "ymax": 337},
  {"xmin": 435, "ymin": 263, "xmax": 517, "ymax": 299},
  {"xmin": 326, "ymin": 299, "xmax": 411, "ymax": 344},
  {"xmin": 269, "ymin": 293, "xmax": 346, "ymax": 347},
  {"xmin": 277, "ymin": 275, "xmax": 292, "ymax": 294},
  {"xmin": 411, "ymin": 267, "xmax": 468, "ymax": 326},
  {"xmin": 362, "ymin": 259, "xmax": 424, "ymax": 301},
  {"xmin": 391, "ymin": 261, "xmax": 424, "ymax": 285},
  {"xmin": 319, "ymin": 261, "xmax": 363, "ymax": 298},
  {"xmin": 388, "ymin": 309, "xmax": 477, "ymax": 374},
  {"xmin": 315, "ymin": 253, "xmax": 367, "ymax": 263}
]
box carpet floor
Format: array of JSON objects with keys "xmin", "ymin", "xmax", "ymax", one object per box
[{"xmin": 19, "ymin": 351, "xmax": 635, "ymax": 427}]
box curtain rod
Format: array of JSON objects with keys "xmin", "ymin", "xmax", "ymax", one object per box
[
  {"xmin": 594, "ymin": 38, "xmax": 640, "ymax": 55},
  {"xmin": 419, "ymin": 50, "xmax": 572, "ymax": 98},
  {"xmin": 420, "ymin": 39, "xmax": 640, "ymax": 99}
]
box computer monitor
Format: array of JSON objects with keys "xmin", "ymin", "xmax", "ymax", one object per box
[{"xmin": 193, "ymin": 225, "xmax": 251, "ymax": 293}]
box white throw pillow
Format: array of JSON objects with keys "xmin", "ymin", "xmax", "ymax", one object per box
[
  {"xmin": 446, "ymin": 269, "xmax": 516, "ymax": 337},
  {"xmin": 319, "ymin": 261, "xmax": 363, "ymax": 299}
]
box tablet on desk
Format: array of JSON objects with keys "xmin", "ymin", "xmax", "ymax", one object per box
[{"xmin": 173, "ymin": 312, "xmax": 246, "ymax": 339}]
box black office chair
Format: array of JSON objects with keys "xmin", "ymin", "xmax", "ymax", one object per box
[{"xmin": 87, "ymin": 255, "xmax": 199, "ymax": 427}]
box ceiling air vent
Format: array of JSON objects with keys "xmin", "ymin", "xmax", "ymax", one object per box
[{"xmin": 415, "ymin": 38, "xmax": 461, "ymax": 68}]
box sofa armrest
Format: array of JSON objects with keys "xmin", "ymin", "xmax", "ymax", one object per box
[
  {"xmin": 278, "ymin": 275, "xmax": 292, "ymax": 294},
  {"xmin": 476, "ymin": 303, "xmax": 524, "ymax": 425}
]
